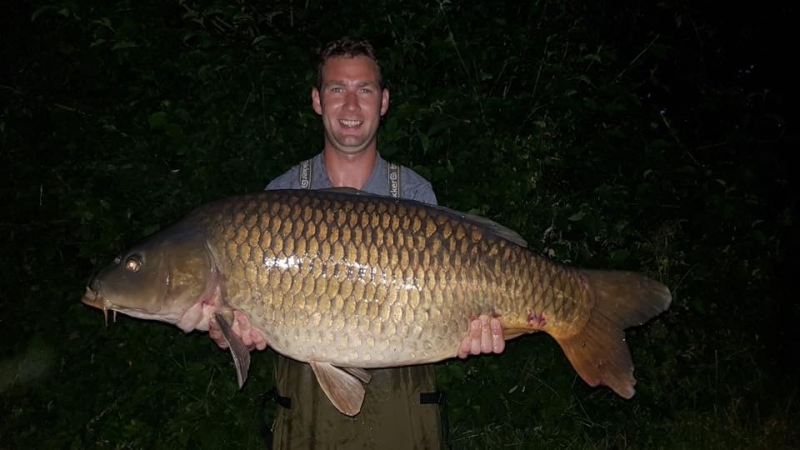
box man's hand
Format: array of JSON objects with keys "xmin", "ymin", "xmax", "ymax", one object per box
[
  {"xmin": 209, "ymin": 310, "xmax": 268, "ymax": 351},
  {"xmin": 458, "ymin": 315, "xmax": 505, "ymax": 359}
]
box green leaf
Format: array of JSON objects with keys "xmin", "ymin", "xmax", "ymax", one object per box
[
  {"xmin": 148, "ymin": 112, "xmax": 169, "ymax": 129},
  {"xmin": 31, "ymin": 6, "xmax": 60, "ymax": 22},
  {"xmin": 419, "ymin": 133, "xmax": 430, "ymax": 153},
  {"xmin": 111, "ymin": 40, "xmax": 138, "ymax": 50},
  {"xmin": 610, "ymin": 249, "xmax": 629, "ymax": 264},
  {"xmin": 92, "ymin": 17, "xmax": 114, "ymax": 32},
  {"xmin": 567, "ymin": 210, "xmax": 585, "ymax": 221}
]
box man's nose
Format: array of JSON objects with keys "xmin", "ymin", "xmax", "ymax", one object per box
[{"xmin": 343, "ymin": 91, "xmax": 359, "ymax": 110}]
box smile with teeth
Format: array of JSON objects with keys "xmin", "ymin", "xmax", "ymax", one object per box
[{"xmin": 339, "ymin": 119, "xmax": 363, "ymax": 127}]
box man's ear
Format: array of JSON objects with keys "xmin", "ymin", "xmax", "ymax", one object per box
[
  {"xmin": 312, "ymin": 87, "xmax": 322, "ymax": 115},
  {"xmin": 380, "ymin": 88, "xmax": 390, "ymax": 117}
]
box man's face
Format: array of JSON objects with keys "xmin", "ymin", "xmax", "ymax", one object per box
[{"xmin": 312, "ymin": 55, "xmax": 389, "ymax": 156}]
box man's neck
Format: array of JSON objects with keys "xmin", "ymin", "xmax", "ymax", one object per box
[{"xmin": 323, "ymin": 146, "xmax": 378, "ymax": 189}]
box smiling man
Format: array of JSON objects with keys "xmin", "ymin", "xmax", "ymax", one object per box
[
  {"xmin": 314, "ymin": 52, "xmax": 388, "ymax": 157},
  {"xmin": 209, "ymin": 36, "xmax": 504, "ymax": 449}
]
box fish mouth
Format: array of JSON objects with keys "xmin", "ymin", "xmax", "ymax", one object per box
[
  {"xmin": 81, "ymin": 286, "xmax": 103, "ymax": 309},
  {"xmin": 81, "ymin": 286, "xmax": 114, "ymax": 325},
  {"xmin": 81, "ymin": 286, "xmax": 187, "ymax": 326}
]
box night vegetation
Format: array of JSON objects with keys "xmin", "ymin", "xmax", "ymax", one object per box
[{"xmin": 2, "ymin": 0, "xmax": 796, "ymax": 448}]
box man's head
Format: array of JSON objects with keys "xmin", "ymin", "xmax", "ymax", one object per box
[
  {"xmin": 312, "ymin": 37, "xmax": 389, "ymax": 157},
  {"xmin": 316, "ymin": 36, "xmax": 385, "ymax": 92}
]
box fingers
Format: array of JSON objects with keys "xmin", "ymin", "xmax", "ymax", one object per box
[
  {"xmin": 457, "ymin": 335, "xmax": 472, "ymax": 359},
  {"xmin": 234, "ymin": 311, "xmax": 270, "ymax": 351},
  {"xmin": 457, "ymin": 319, "xmax": 480, "ymax": 359},
  {"xmin": 480, "ymin": 316, "xmax": 493, "ymax": 353},
  {"xmin": 233, "ymin": 311, "xmax": 254, "ymax": 348},
  {"xmin": 209, "ymin": 312, "xmax": 262, "ymax": 351},
  {"xmin": 490, "ymin": 318, "xmax": 505, "ymax": 353},
  {"xmin": 459, "ymin": 315, "xmax": 505, "ymax": 358},
  {"xmin": 251, "ymin": 329, "xmax": 268, "ymax": 351},
  {"xmin": 469, "ymin": 319, "xmax": 482, "ymax": 355}
]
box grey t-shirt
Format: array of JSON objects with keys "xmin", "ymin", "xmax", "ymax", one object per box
[{"xmin": 265, "ymin": 152, "xmax": 438, "ymax": 205}]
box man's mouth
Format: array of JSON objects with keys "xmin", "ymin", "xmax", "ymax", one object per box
[{"xmin": 339, "ymin": 119, "xmax": 362, "ymax": 127}]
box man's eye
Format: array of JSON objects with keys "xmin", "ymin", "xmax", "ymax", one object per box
[{"xmin": 331, "ymin": 87, "xmax": 343, "ymax": 93}]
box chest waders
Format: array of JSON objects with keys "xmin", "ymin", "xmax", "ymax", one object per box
[{"xmin": 263, "ymin": 159, "xmax": 447, "ymax": 449}]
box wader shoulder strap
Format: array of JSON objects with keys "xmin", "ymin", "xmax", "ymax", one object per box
[
  {"xmin": 301, "ymin": 158, "xmax": 402, "ymax": 195},
  {"xmin": 298, "ymin": 158, "xmax": 314, "ymax": 189},
  {"xmin": 387, "ymin": 162, "xmax": 401, "ymax": 198}
]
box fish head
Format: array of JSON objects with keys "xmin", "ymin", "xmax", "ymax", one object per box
[{"xmin": 82, "ymin": 226, "xmax": 217, "ymax": 328}]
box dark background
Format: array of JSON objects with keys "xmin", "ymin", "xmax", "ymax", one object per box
[{"xmin": 2, "ymin": 0, "xmax": 797, "ymax": 448}]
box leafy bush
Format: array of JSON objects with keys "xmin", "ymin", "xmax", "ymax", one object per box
[{"xmin": 2, "ymin": 0, "xmax": 795, "ymax": 448}]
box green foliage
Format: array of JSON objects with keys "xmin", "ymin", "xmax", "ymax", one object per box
[{"xmin": 2, "ymin": 0, "xmax": 796, "ymax": 448}]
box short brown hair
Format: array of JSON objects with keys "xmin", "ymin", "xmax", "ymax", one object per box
[{"xmin": 316, "ymin": 36, "xmax": 384, "ymax": 90}]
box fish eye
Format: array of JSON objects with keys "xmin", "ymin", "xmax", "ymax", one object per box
[{"xmin": 124, "ymin": 255, "xmax": 143, "ymax": 272}]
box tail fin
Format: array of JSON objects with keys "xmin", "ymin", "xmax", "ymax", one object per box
[{"xmin": 557, "ymin": 270, "xmax": 671, "ymax": 398}]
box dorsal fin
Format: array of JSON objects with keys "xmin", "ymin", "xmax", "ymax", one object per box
[{"xmin": 448, "ymin": 210, "xmax": 528, "ymax": 248}]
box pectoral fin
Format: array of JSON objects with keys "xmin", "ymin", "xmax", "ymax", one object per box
[
  {"xmin": 213, "ymin": 312, "xmax": 251, "ymax": 389},
  {"xmin": 309, "ymin": 361, "xmax": 366, "ymax": 416}
]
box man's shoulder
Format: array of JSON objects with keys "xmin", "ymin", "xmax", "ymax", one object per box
[
  {"xmin": 397, "ymin": 164, "xmax": 437, "ymax": 205},
  {"xmin": 265, "ymin": 154, "xmax": 320, "ymax": 190},
  {"xmin": 398, "ymin": 164, "xmax": 431, "ymax": 187},
  {"xmin": 265, "ymin": 167, "xmax": 301, "ymax": 190}
]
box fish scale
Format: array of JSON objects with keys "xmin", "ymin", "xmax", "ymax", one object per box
[
  {"xmin": 191, "ymin": 190, "xmax": 588, "ymax": 366},
  {"xmin": 82, "ymin": 188, "xmax": 671, "ymax": 415}
]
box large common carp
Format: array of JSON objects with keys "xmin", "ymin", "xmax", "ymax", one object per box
[{"xmin": 82, "ymin": 188, "xmax": 671, "ymax": 416}]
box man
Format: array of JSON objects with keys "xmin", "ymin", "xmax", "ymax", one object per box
[{"xmin": 209, "ymin": 36, "xmax": 504, "ymax": 449}]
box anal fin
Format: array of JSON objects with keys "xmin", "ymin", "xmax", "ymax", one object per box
[
  {"xmin": 343, "ymin": 367, "xmax": 372, "ymax": 384},
  {"xmin": 309, "ymin": 361, "xmax": 366, "ymax": 416},
  {"xmin": 214, "ymin": 312, "xmax": 251, "ymax": 389}
]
